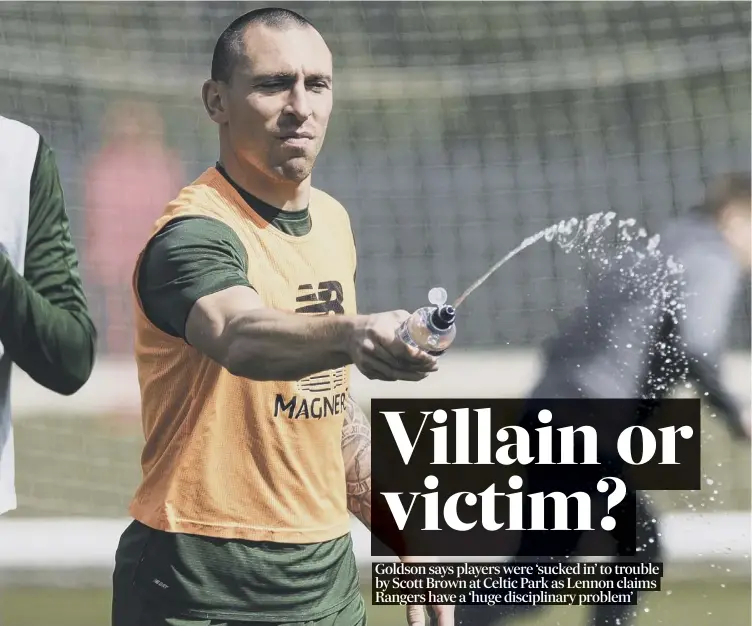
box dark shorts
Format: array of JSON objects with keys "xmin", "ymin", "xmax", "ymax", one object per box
[{"xmin": 111, "ymin": 523, "xmax": 367, "ymax": 626}]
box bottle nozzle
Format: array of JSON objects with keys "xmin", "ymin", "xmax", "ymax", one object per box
[{"xmin": 431, "ymin": 304, "xmax": 456, "ymax": 330}]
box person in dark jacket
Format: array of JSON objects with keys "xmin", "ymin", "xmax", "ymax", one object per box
[{"xmin": 458, "ymin": 172, "xmax": 751, "ymax": 626}]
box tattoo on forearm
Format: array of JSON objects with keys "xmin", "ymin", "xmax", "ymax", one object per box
[{"xmin": 342, "ymin": 394, "xmax": 372, "ymax": 531}]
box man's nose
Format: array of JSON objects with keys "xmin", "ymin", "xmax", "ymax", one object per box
[{"xmin": 284, "ymin": 82, "xmax": 312, "ymax": 121}]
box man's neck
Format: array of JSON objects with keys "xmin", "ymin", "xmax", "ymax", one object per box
[{"xmin": 218, "ymin": 150, "xmax": 310, "ymax": 212}]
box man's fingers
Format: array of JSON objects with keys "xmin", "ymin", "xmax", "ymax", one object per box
[
  {"xmin": 405, "ymin": 605, "xmax": 453, "ymax": 626},
  {"xmin": 357, "ymin": 322, "xmax": 441, "ymax": 380},
  {"xmin": 434, "ymin": 605, "xmax": 455, "ymax": 625},
  {"xmin": 369, "ymin": 341, "xmax": 408, "ymax": 369},
  {"xmin": 373, "ymin": 341, "xmax": 436, "ymax": 372},
  {"xmin": 359, "ymin": 356, "xmax": 393, "ymax": 381},
  {"xmin": 370, "ymin": 342, "xmax": 438, "ymax": 372},
  {"xmin": 405, "ymin": 348, "xmax": 440, "ymax": 370},
  {"xmin": 361, "ymin": 355, "xmax": 430, "ymax": 382},
  {"xmin": 406, "ymin": 604, "xmax": 426, "ymax": 626},
  {"xmin": 383, "ymin": 340, "xmax": 439, "ymax": 371},
  {"xmin": 361, "ymin": 346, "xmax": 407, "ymax": 379},
  {"xmin": 357, "ymin": 348, "xmax": 423, "ymax": 381}
]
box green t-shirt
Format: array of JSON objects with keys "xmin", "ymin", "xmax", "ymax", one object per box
[
  {"xmin": 0, "ymin": 135, "xmax": 96, "ymax": 394},
  {"xmin": 124, "ymin": 164, "xmax": 359, "ymax": 622}
]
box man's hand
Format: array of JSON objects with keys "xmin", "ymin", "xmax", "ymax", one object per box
[
  {"xmin": 348, "ymin": 310, "xmax": 438, "ymax": 382},
  {"xmin": 407, "ymin": 603, "xmax": 455, "ymax": 626},
  {"xmin": 401, "ymin": 556, "xmax": 455, "ymax": 626}
]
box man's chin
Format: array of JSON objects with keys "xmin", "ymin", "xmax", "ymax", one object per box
[{"xmin": 274, "ymin": 158, "xmax": 314, "ymax": 184}]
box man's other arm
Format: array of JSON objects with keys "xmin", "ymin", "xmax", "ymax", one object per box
[
  {"xmin": 342, "ymin": 395, "xmax": 372, "ymax": 530},
  {"xmin": 341, "ymin": 395, "xmax": 454, "ymax": 625},
  {"xmin": 0, "ymin": 137, "xmax": 96, "ymax": 394},
  {"xmin": 340, "ymin": 394, "xmax": 412, "ymax": 556}
]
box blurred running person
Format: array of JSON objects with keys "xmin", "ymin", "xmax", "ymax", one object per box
[{"xmin": 457, "ymin": 172, "xmax": 751, "ymax": 626}]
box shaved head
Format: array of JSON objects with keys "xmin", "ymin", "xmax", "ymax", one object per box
[{"xmin": 211, "ymin": 7, "xmax": 317, "ymax": 83}]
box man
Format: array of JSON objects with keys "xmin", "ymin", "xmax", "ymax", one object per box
[
  {"xmin": 0, "ymin": 115, "xmax": 97, "ymax": 515},
  {"xmin": 456, "ymin": 172, "xmax": 751, "ymax": 626},
  {"xmin": 112, "ymin": 8, "xmax": 452, "ymax": 626}
]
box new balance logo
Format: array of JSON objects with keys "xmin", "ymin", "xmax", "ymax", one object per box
[
  {"xmin": 295, "ymin": 281, "xmax": 344, "ymax": 315},
  {"xmin": 291, "ymin": 281, "xmax": 347, "ymax": 398},
  {"xmin": 298, "ymin": 368, "xmax": 346, "ymax": 393}
]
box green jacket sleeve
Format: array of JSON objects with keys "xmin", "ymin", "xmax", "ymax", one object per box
[
  {"xmin": 137, "ymin": 215, "xmax": 252, "ymax": 340},
  {"xmin": 0, "ymin": 136, "xmax": 97, "ymax": 395}
]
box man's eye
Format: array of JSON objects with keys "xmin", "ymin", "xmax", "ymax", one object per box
[{"xmin": 308, "ymin": 82, "xmax": 329, "ymax": 91}]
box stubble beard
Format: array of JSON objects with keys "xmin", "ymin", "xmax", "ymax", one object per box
[
  {"xmin": 271, "ymin": 141, "xmax": 321, "ymax": 183},
  {"xmin": 276, "ymin": 157, "xmax": 314, "ymax": 183},
  {"xmin": 267, "ymin": 132, "xmax": 325, "ymax": 183}
]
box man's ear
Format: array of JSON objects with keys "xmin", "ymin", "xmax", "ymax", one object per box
[{"xmin": 202, "ymin": 79, "xmax": 229, "ymax": 124}]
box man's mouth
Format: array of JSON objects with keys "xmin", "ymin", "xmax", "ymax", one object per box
[
  {"xmin": 278, "ymin": 132, "xmax": 314, "ymax": 140},
  {"xmin": 277, "ymin": 133, "xmax": 314, "ymax": 150}
]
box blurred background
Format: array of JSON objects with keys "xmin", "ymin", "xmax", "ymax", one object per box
[{"xmin": 0, "ymin": 2, "xmax": 750, "ymax": 625}]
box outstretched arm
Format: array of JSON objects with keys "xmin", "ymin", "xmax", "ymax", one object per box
[{"xmin": 140, "ymin": 217, "xmax": 436, "ymax": 383}]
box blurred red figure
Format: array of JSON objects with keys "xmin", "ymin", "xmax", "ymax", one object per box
[{"xmin": 84, "ymin": 100, "xmax": 185, "ymax": 355}]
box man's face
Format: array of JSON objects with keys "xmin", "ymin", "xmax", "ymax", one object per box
[{"xmin": 220, "ymin": 24, "xmax": 333, "ymax": 184}]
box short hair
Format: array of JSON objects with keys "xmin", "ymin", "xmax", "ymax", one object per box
[
  {"xmin": 211, "ymin": 7, "xmax": 316, "ymax": 83},
  {"xmin": 698, "ymin": 171, "xmax": 751, "ymax": 218}
]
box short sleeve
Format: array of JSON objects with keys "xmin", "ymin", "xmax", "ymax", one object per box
[{"xmin": 137, "ymin": 216, "xmax": 252, "ymax": 339}]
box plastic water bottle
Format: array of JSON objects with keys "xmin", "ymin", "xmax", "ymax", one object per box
[{"xmin": 396, "ymin": 287, "xmax": 457, "ymax": 356}]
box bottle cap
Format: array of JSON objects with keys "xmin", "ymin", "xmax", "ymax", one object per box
[
  {"xmin": 431, "ymin": 304, "xmax": 456, "ymax": 330},
  {"xmin": 428, "ymin": 287, "xmax": 448, "ymax": 307}
]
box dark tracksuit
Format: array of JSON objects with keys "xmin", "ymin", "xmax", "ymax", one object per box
[{"xmin": 457, "ymin": 211, "xmax": 747, "ymax": 626}]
